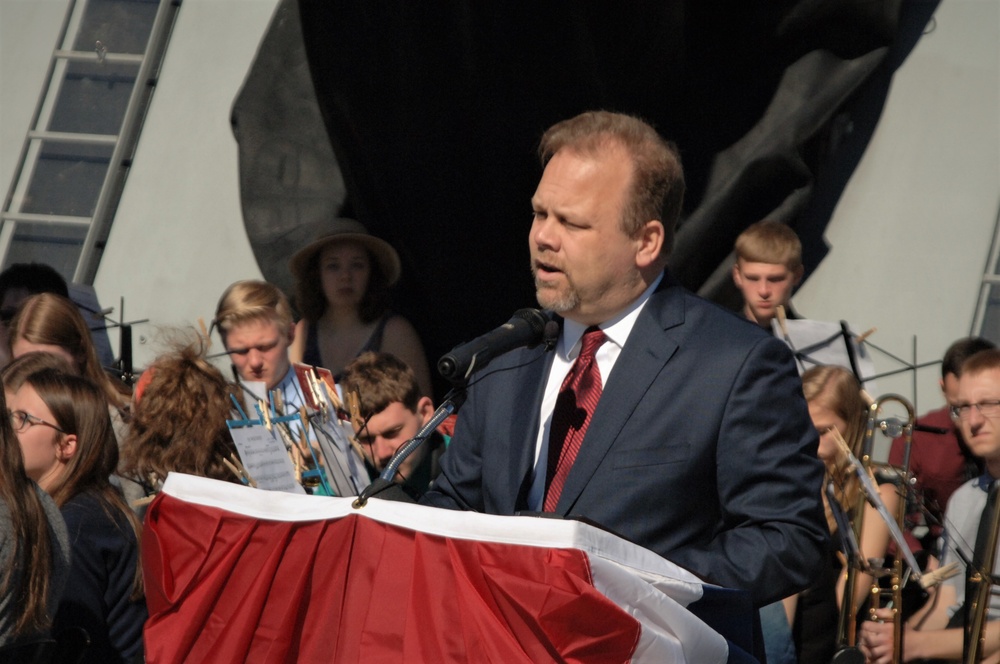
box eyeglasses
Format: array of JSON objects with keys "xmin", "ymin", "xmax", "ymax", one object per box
[
  {"xmin": 7, "ymin": 410, "xmax": 65, "ymax": 434},
  {"xmin": 949, "ymin": 401, "xmax": 1000, "ymax": 420}
]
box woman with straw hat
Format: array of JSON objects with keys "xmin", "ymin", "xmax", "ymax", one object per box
[{"xmin": 289, "ymin": 218, "xmax": 432, "ymax": 397}]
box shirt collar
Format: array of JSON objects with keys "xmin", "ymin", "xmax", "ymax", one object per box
[
  {"xmin": 559, "ymin": 272, "xmax": 663, "ymax": 359},
  {"xmin": 277, "ymin": 365, "xmax": 297, "ymax": 390}
]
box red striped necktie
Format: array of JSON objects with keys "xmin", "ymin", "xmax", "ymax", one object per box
[{"xmin": 544, "ymin": 326, "xmax": 607, "ymax": 512}]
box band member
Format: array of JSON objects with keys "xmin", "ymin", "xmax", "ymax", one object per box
[
  {"xmin": 340, "ymin": 351, "xmax": 438, "ymax": 494},
  {"xmin": 732, "ymin": 220, "xmax": 804, "ymax": 331},
  {"xmin": 3, "ymin": 354, "xmax": 145, "ymax": 663},
  {"xmin": 778, "ymin": 365, "xmax": 900, "ymax": 662},
  {"xmin": 888, "ymin": 336, "xmax": 995, "ymax": 555},
  {"xmin": 214, "ymin": 280, "xmax": 368, "ymax": 496},
  {"xmin": 861, "ymin": 348, "xmax": 1000, "ymax": 663}
]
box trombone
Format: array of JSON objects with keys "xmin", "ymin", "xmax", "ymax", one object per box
[
  {"xmin": 833, "ymin": 393, "xmax": 917, "ymax": 664},
  {"xmin": 964, "ymin": 480, "xmax": 1000, "ymax": 663}
]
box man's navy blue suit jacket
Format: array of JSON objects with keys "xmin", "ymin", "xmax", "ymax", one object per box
[{"xmin": 422, "ymin": 273, "xmax": 829, "ymax": 607}]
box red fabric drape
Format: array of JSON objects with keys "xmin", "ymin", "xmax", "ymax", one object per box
[{"xmin": 143, "ymin": 493, "xmax": 640, "ymax": 663}]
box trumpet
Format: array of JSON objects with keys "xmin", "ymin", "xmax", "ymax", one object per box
[{"xmin": 834, "ymin": 393, "xmax": 915, "ymax": 664}]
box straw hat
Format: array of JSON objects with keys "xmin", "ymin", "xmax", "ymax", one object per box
[{"xmin": 289, "ymin": 218, "xmax": 401, "ymax": 286}]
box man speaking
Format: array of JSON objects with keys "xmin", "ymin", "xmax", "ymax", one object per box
[{"xmin": 422, "ymin": 110, "xmax": 827, "ymax": 607}]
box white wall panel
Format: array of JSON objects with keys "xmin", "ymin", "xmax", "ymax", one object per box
[
  {"xmin": 91, "ymin": 0, "xmax": 281, "ymax": 367},
  {"xmin": 796, "ymin": 0, "xmax": 1000, "ymax": 414}
]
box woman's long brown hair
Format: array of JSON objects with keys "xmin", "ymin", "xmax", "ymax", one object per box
[
  {"xmin": 801, "ymin": 364, "xmax": 869, "ymax": 534},
  {"xmin": 8, "ymin": 293, "xmax": 131, "ymax": 410},
  {"xmin": 4, "ymin": 358, "xmax": 143, "ymax": 598},
  {"xmin": 0, "ymin": 385, "xmax": 55, "ymax": 637}
]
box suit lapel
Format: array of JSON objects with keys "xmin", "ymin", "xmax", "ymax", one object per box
[{"xmin": 555, "ymin": 280, "xmax": 684, "ymax": 513}]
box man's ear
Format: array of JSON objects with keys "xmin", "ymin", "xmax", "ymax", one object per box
[
  {"xmin": 416, "ymin": 396, "xmax": 435, "ymax": 425},
  {"xmin": 635, "ymin": 220, "xmax": 664, "ymax": 269},
  {"xmin": 57, "ymin": 434, "xmax": 78, "ymax": 461},
  {"xmin": 792, "ymin": 265, "xmax": 804, "ymax": 286},
  {"xmin": 287, "ymin": 322, "xmax": 297, "ymax": 345},
  {"xmin": 732, "ymin": 262, "xmax": 744, "ymax": 288}
]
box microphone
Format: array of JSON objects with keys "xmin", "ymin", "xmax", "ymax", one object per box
[{"xmin": 438, "ymin": 309, "xmax": 556, "ymax": 383}]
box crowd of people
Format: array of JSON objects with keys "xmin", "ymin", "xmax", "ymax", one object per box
[{"xmin": 0, "ymin": 109, "xmax": 994, "ymax": 663}]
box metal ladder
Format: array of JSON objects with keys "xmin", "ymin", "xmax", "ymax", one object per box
[
  {"xmin": 0, "ymin": 0, "xmax": 180, "ymax": 284},
  {"xmin": 971, "ymin": 200, "xmax": 1000, "ymax": 340}
]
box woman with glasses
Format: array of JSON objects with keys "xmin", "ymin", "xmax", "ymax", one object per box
[
  {"xmin": 2, "ymin": 352, "xmax": 145, "ymax": 664},
  {"xmin": 6, "ymin": 293, "xmax": 142, "ymax": 508},
  {"xmin": 0, "ymin": 383, "xmax": 71, "ymax": 649}
]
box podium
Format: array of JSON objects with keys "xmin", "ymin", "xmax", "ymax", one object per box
[{"xmin": 143, "ymin": 474, "xmax": 757, "ymax": 663}]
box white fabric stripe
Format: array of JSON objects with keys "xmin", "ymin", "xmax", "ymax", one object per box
[
  {"xmin": 159, "ymin": 472, "xmax": 706, "ymax": 606},
  {"xmin": 588, "ymin": 556, "xmax": 729, "ymax": 663}
]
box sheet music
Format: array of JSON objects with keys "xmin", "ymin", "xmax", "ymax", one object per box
[
  {"xmin": 239, "ymin": 380, "xmax": 268, "ymax": 416},
  {"xmin": 773, "ymin": 318, "xmax": 878, "ymax": 392},
  {"xmin": 229, "ymin": 424, "xmax": 305, "ymax": 494}
]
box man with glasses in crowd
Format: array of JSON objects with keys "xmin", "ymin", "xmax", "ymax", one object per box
[
  {"xmin": 861, "ymin": 347, "xmax": 1000, "ymax": 663},
  {"xmin": 889, "ymin": 337, "xmax": 996, "ymax": 556}
]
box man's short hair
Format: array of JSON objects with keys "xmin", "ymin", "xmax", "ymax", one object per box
[
  {"xmin": 214, "ymin": 280, "xmax": 294, "ymax": 341},
  {"xmin": 944, "ymin": 337, "xmax": 997, "ymax": 378},
  {"xmin": 538, "ymin": 110, "xmax": 685, "ymax": 257},
  {"xmin": 960, "ymin": 348, "xmax": 1000, "ymax": 377},
  {"xmin": 340, "ymin": 352, "xmax": 420, "ymax": 417},
  {"xmin": 734, "ymin": 220, "xmax": 803, "ymax": 270}
]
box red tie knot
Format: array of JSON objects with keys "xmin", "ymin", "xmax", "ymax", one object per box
[{"xmin": 579, "ymin": 326, "xmax": 606, "ymax": 360}]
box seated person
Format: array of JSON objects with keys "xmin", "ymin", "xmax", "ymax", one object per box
[
  {"xmin": 787, "ymin": 365, "xmax": 900, "ymax": 662},
  {"xmin": 8, "ymin": 293, "xmax": 131, "ymax": 442},
  {"xmin": 288, "ymin": 218, "xmax": 432, "ymax": 398},
  {"xmin": 732, "ymin": 219, "xmax": 804, "ymax": 332},
  {"xmin": 3, "ymin": 352, "xmax": 145, "ymax": 664},
  {"xmin": 119, "ymin": 333, "xmax": 245, "ymax": 502},
  {"xmin": 0, "ymin": 388, "xmax": 70, "ymax": 649},
  {"xmin": 214, "ymin": 279, "xmax": 367, "ymax": 496},
  {"xmin": 889, "ymin": 336, "xmax": 995, "ymax": 555},
  {"xmin": 9, "ymin": 293, "xmax": 136, "ymax": 506},
  {"xmin": 860, "ymin": 348, "xmax": 1000, "ymax": 663},
  {"xmin": 0, "ymin": 262, "xmax": 68, "ymax": 369},
  {"xmin": 340, "ymin": 351, "xmax": 438, "ymax": 495}
]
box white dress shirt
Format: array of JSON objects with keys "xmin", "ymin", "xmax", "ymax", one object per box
[{"xmin": 526, "ymin": 273, "xmax": 664, "ymax": 510}]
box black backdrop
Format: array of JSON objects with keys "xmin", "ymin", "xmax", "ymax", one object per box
[{"xmin": 233, "ymin": 0, "xmax": 938, "ymax": 399}]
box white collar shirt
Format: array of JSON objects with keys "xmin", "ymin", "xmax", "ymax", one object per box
[{"xmin": 526, "ymin": 272, "xmax": 664, "ymax": 511}]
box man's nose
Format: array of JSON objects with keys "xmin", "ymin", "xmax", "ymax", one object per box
[
  {"xmin": 247, "ymin": 349, "xmax": 264, "ymax": 368},
  {"xmin": 375, "ymin": 441, "xmax": 397, "ymax": 467},
  {"xmin": 531, "ymin": 217, "xmax": 558, "ymax": 251}
]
